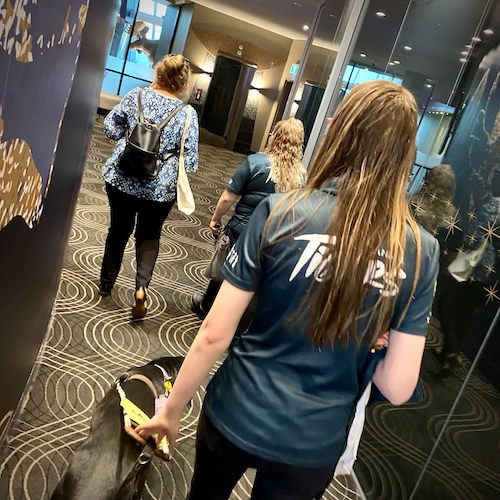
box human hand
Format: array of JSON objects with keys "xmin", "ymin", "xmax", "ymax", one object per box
[
  {"xmin": 136, "ymin": 411, "xmax": 181, "ymax": 451},
  {"xmin": 210, "ymin": 220, "xmax": 222, "ymax": 234}
]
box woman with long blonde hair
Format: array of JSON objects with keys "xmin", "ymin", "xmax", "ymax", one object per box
[
  {"xmin": 191, "ymin": 117, "xmax": 305, "ymax": 318},
  {"xmin": 138, "ymin": 81, "xmax": 439, "ymax": 499}
]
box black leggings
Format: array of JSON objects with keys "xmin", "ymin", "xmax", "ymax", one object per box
[
  {"xmin": 187, "ymin": 412, "xmax": 334, "ymax": 500},
  {"xmin": 100, "ymin": 183, "xmax": 174, "ymax": 289}
]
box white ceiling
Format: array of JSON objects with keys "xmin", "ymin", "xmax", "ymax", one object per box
[{"xmin": 191, "ymin": 0, "xmax": 324, "ymax": 40}]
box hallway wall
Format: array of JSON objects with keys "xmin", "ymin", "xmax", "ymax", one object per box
[{"xmin": 0, "ymin": 0, "xmax": 116, "ymax": 442}]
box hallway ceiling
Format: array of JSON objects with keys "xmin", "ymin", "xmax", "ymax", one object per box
[
  {"xmin": 191, "ymin": 0, "xmax": 324, "ymax": 40},
  {"xmin": 191, "ymin": 0, "xmax": 500, "ymax": 103}
]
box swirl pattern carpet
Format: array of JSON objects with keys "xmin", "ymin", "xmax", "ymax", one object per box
[{"xmin": 0, "ymin": 117, "xmax": 360, "ymax": 500}]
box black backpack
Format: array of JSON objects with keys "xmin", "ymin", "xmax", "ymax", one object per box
[{"xmin": 118, "ymin": 88, "xmax": 187, "ymax": 180}]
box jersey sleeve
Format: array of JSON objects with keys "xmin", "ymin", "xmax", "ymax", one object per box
[
  {"xmin": 226, "ymin": 157, "xmax": 252, "ymax": 195},
  {"xmin": 221, "ymin": 198, "xmax": 271, "ymax": 292},
  {"xmin": 391, "ymin": 236, "xmax": 440, "ymax": 336}
]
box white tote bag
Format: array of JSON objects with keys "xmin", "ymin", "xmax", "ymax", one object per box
[
  {"xmin": 177, "ymin": 111, "xmax": 196, "ymax": 215},
  {"xmin": 448, "ymin": 238, "xmax": 488, "ymax": 282}
]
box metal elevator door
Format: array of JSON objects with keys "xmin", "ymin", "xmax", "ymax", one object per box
[{"xmin": 200, "ymin": 54, "xmax": 256, "ymax": 152}]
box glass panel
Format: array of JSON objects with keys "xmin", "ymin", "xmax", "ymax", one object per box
[
  {"xmin": 103, "ymin": 0, "xmax": 169, "ymax": 95},
  {"xmin": 118, "ymin": 75, "xmax": 150, "ymax": 96},
  {"xmin": 105, "ymin": 0, "xmax": 140, "ymax": 79},
  {"xmin": 139, "ymin": 0, "xmax": 155, "ymax": 15},
  {"xmin": 410, "ymin": 8, "xmax": 500, "ymax": 495},
  {"xmin": 411, "ymin": 305, "xmax": 500, "ymax": 499},
  {"xmin": 124, "ymin": 0, "xmax": 168, "ymax": 81},
  {"xmin": 101, "ymin": 69, "xmax": 121, "ymax": 95},
  {"xmin": 287, "ymin": 0, "xmax": 349, "ymax": 148}
]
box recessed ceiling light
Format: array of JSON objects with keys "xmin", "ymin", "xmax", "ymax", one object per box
[
  {"xmin": 461, "ymin": 51, "xmax": 469, "ymax": 55},
  {"xmin": 459, "ymin": 57, "xmax": 467, "ymax": 63},
  {"xmin": 426, "ymin": 84, "xmax": 432, "ymax": 88},
  {"xmin": 393, "ymin": 60, "xmax": 401, "ymax": 64},
  {"xmin": 471, "ymin": 36, "xmax": 482, "ymax": 42},
  {"xmin": 465, "ymin": 44, "xmax": 472, "ymax": 49},
  {"xmin": 484, "ymin": 28, "xmax": 494, "ymax": 35},
  {"xmin": 388, "ymin": 62, "xmax": 395, "ymax": 66},
  {"xmin": 303, "ymin": 25, "xmax": 309, "ymax": 31},
  {"xmin": 376, "ymin": 11, "xmax": 386, "ymax": 17},
  {"xmin": 360, "ymin": 53, "xmax": 367, "ymax": 57},
  {"xmin": 404, "ymin": 46, "xmax": 412, "ymax": 51}
]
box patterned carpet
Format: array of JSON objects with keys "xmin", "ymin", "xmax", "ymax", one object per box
[
  {"xmin": 356, "ymin": 318, "xmax": 500, "ymax": 500},
  {"xmin": 0, "ymin": 117, "xmax": 360, "ymax": 500}
]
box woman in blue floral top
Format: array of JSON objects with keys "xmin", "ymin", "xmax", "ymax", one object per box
[{"xmin": 99, "ymin": 54, "xmax": 199, "ymax": 319}]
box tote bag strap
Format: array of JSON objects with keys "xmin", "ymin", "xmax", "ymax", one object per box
[{"xmin": 177, "ymin": 110, "xmax": 196, "ymax": 215}]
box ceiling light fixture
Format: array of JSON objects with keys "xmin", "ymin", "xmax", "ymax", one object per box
[
  {"xmin": 484, "ymin": 28, "xmax": 494, "ymax": 35},
  {"xmin": 388, "ymin": 62, "xmax": 395, "ymax": 66},
  {"xmin": 360, "ymin": 53, "xmax": 367, "ymax": 57},
  {"xmin": 461, "ymin": 51, "xmax": 469, "ymax": 56},
  {"xmin": 376, "ymin": 11, "xmax": 386, "ymax": 17},
  {"xmin": 465, "ymin": 44, "xmax": 472, "ymax": 49},
  {"xmin": 426, "ymin": 84, "xmax": 432, "ymax": 88},
  {"xmin": 293, "ymin": 2, "xmax": 302, "ymax": 6},
  {"xmin": 471, "ymin": 36, "xmax": 482, "ymax": 42},
  {"xmin": 459, "ymin": 57, "xmax": 467, "ymax": 63},
  {"xmin": 393, "ymin": 60, "xmax": 401, "ymax": 64},
  {"xmin": 404, "ymin": 45, "xmax": 412, "ymax": 51},
  {"xmin": 303, "ymin": 25, "xmax": 309, "ymax": 31}
]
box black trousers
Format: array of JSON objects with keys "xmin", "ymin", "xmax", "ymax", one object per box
[
  {"xmin": 435, "ymin": 270, "xmax": 497, "ymax": 356},
  {"xmin": 100, "ymin": 183, "xmax": 174, "ymax": 289},
  {"xmin": 187, "ymin": 412, "xmax": 334, "ymax": 500}
]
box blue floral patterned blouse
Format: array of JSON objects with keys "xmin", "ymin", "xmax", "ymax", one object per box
[{"xmin": 102, "ymin": 87, "xmax": 199, "ymax": 202}]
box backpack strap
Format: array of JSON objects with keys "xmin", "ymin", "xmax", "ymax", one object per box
[
  {"xmin": 137, "ymin": 88, "xmax": 145, "ymax": 123},
  {"xmin": 158, "ymin": 102, "xmax": 188, "ymax": 130}
]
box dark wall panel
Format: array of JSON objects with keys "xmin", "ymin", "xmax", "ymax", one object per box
[{"xmin": 0, "ymin": 0, "xmax": 116, "ymax": 441}]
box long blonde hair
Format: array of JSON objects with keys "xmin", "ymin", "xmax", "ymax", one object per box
[
  {"xmin": 265, "ymin": 118, "xmax": 306, "ymax": 192},
  {"xmin": 268, "ymin": 81, "xmax": 421, "ymax": 347}
]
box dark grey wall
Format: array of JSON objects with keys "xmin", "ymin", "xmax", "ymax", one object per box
[{"xmin": 0, "ymin": 0, "xmax": 117, "ymax": 441}]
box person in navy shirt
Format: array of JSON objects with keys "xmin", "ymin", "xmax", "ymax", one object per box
[
  {"xmin": 191, "ymin": 118, "xmax": 305, "ymax": 319},
  {"xmin": 138, "ymin": 81, "xmax": 439, "ymax": 499}
]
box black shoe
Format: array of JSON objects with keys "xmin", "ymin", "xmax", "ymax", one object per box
[
  {"xmin": 191, "ymin": 293, "xmax": 207, "ymax": 320},
  {"xmin": 99, "ymin": 282, "xmax": 113, "ymax": 297},
  {"xmin": 132, "ymin": 287, "xmax": 148, "ymax": 320}
]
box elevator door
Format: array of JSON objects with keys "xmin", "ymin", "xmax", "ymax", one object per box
[
  {"xmin": 201, "ymin": 56, "xmax": 243, "ymax": 138},
  {"xmin": 296, "ymin": 83, "xmax": 325, "ymax": 146}
]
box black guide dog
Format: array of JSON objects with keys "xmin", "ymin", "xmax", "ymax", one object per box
[{"xmin": 50, "ymin": 357, "xmax": 184, "ymax": 500}]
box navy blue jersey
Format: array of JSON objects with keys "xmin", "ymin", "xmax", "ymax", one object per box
[
  {"xmin": 204, "ymin": 185, "xmax": 439, "ymax": 467},
  {"xmin": 225, "ymin": 153, "xmax": 275, "ymax": 241}
]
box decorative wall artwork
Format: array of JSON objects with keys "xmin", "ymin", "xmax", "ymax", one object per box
[
  {"xmin": 446, "ymin": 44, "xmax": 500, "ymax": 220},
  {"xmin": 0, "ymin": 0, "xmax": 90, "ymax": 231},
  {"xmin": 443, "ymin": 44, "xmax": 500, "ymax": 303}
]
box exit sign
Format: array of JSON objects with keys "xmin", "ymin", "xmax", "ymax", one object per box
[{"xmin": 290, "ymin": 63, "xmax": 299, "ymax": 75}]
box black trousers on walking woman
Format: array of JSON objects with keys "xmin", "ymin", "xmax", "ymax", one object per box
[
  {"xmin": 100, "ymin": 183, "xmax": 174, "ymax": 289},
  {"xmin": 187, "ymin": 412, "xmax": 334, "ymax": 500}
]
